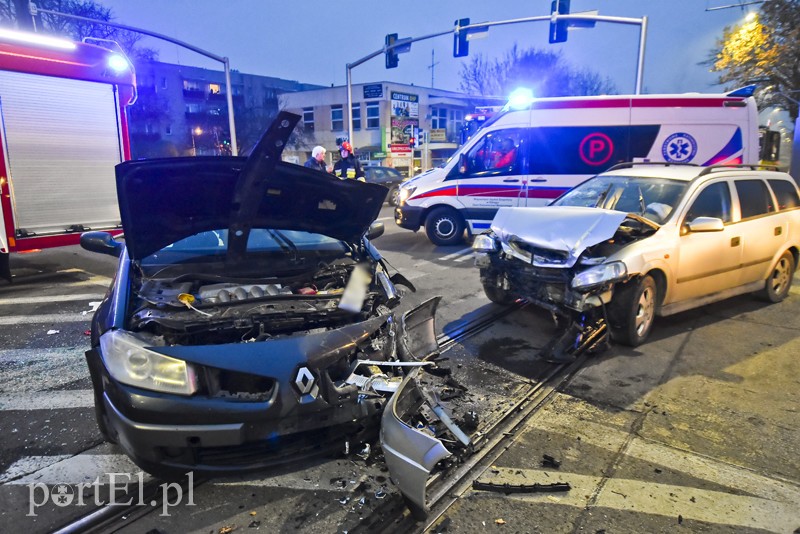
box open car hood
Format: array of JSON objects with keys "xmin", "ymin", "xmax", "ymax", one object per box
[
  {"xmin": 491, "ymin": 206, "xmax": 629, "ymax": 267},
  {"xmin": 116, "ymin": 157, "xmax": 387, "ymax": 261}
]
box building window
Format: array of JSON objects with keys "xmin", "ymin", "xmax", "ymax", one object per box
[
  {"xmin": 209, "ymin": 83, "xmax": 221, "ymax": 94},
  {"xmin": 331, "ymin": 104, "xmax": 343, "ymax": 131},
  {"xmin": 303, "ymin": 107, "xmax": 315, "ymax": 131},
  {"xmin": 160, "ymin": 77, "xmax": 167, "ymax": 90},
  {"xmin": 366, "ymin": 101, "xmax": 380, "ymax": 129},
  {"xmin": 447, "ymin": 109, "xmax": 464, "ymax": 139},
  {"xmin": 352, "ymin": 103, "xmax": 361, "ymax": 130},
  {"xmin": 431, "ymin": 107, "xmax": 448, "ymax": 129},
  {"xmin": 165, "ymin": 124, "xmax": 172, "ymax": 135}
]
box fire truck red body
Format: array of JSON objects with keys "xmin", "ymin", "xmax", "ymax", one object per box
[{"xmin": 0, "ymin": 30, "xmax": 135, "ymax": 280}]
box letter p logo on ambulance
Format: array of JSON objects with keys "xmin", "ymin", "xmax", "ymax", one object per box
[
  {"xmin": 579, "ymin": 132, "xmax": 614, "ymax": 166},
  {"xmin": 662, "ymin": 132, "xmax": 697, "ymax": 163}
]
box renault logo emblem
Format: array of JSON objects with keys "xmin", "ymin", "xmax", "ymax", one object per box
[{"xmin": 294, "ymin": 366, "xmax": 318, "ymax": 397}]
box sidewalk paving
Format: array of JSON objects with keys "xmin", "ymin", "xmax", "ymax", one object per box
[{"xmin": 432, "ymin": 286, "xmax": 800, "ymax": 533}]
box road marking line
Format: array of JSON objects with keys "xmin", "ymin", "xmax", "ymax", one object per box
[
  {"xmin": 3, "ymin": 454, "xmax": 148, "ymax": 485},
  {"xmin": 0, "ymin": 293, "xmax": 104, "ymax": 305},
  {"xmin": 479, "ymin": 467, "xmax": 799, "ymax": 532},
  {"xmin": 438, "ymin": 247, "xmax": 472, "ymax": 261},
  {"xmin": 0, "ymin": 313, "xmax": 91, "ymax": 325},
  {"xmin": 0, "ymin": 390, "xmax": 93, "ymax": 411},
  {"xmin": 454, "ymin": 253, "xmax": 475, "ymax": 263},
  {"xmin": 0, "ymin": 456, "xmax": 72, "ymax": 484}
]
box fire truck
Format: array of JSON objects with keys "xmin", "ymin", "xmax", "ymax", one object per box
[{"xmin": 0, "ymin": 29, "xmax": 136, "ymax": 281}]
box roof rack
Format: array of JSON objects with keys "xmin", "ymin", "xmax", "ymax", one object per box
[
  {"xmin": 696, "ymin": 164, "xmax": 780, "ymax": 177},
  {"xmin": 605, "ymin": 162, "xmax": 700, "ymax": 172}
]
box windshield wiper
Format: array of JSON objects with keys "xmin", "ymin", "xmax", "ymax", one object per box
[
  {"xmin": 594, "ymin": 183, "xmax": 613, "ymax": 208},
  {"xmin": 638, "ymin": 186, "xmax": 646, "ymax": 215}
]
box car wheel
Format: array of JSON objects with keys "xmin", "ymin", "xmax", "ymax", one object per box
[
  {"xmin": 425, "ymin": 207, "xmax": 465, "ymax": 246},
  {"xmin": 481, "ymin": 269, "xmax": 517, "ymax": 304},
  {"xmin": 388, "ymin": 186, "xmax": 400, "ymax": 206},
  {"xmin": 609, "ymin": 275, "xmax": 657, "ymax": 347},
  {"xmin": 760, "ymin": 250, "xmax": 795, "ymax": 303}
]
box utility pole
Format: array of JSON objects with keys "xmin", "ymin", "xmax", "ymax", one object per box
[{"xmin": 427, "ymin": 49, "xmax": 439, "ymax": 88}]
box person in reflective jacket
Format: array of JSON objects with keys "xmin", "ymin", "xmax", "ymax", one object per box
[{"xmin": 333, "ymin": 141, "xmax": 365, "ymax": 181}]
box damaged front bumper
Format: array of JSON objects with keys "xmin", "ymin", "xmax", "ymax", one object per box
[{"xmin": 380, "ymin": 296, "xmax": 472, "ymax": 519}]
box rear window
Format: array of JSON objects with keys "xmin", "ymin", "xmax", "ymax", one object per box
[
  {"xmin": 735, "ymin": 180, "xmax": 774, "ymax": 219},
  {"xmin": 768, "ymin": 179, "xmax": 800, "ymax": 211}
]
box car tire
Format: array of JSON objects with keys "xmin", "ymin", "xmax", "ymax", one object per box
[
  {"xmin": 388, "ymin": 186, "xmax": 400, "ymax": 206},
  {"xmin": 609, "ymin": 274, "xmax": 657, "ymax": 347},
  {"xmin": 425, "ymin": 207, "xmax": 465, "ymax": 246},
  {"xmin": 481, "ymin": 269, "xmax": 517, "ymax": 305},
  {"xmin": 760, "ymin": 250, "xmax": 795, "ymax": 303}
]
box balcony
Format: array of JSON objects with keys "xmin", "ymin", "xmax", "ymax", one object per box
[{"xmin": 183, "ymin": 88, "xmax": 206, "ymax": 99}]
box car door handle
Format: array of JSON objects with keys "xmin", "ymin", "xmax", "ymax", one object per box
[
  {"xmin": 503, "ymin": 179, "xmax": 519, "ymax": 183},
  {"xmin": 731, "ymin": 237, "xmax": 740, "ymax": 247},
  {"xmin": 527, "ymin": 178, "xmax": 547, "ymax": 182}
]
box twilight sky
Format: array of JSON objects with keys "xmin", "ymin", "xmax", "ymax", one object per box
[{"xmin": 99, "ymin": 0, "xmax": 754, "ymax": 96}]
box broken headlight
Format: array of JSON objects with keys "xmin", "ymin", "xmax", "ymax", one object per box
[
  {"xmin": 571, "ymin": 261, "xmax": 627, "ymax": 291},
  {"xmin": 99, "ymin": 330, "xmax": 198, "ymax": 395},
  {"xmin": 472, "ymin": 234, "xmax": 498, "ymax": 253}
]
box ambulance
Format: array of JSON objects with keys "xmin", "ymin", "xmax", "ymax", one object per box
[
  {"xmin": 0, "ymin": 29, "xmax": 136, "ymax": 280},
  {"xmin": 395, "ymin": 87, "xmax": 760, "ymax": 245}
]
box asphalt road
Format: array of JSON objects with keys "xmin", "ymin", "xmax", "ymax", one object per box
[{"xmin": 1, "ymin": 204, "xmax": 798, "ymax": 533}]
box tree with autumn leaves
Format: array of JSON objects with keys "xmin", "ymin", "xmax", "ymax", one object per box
[{"xmin": 709, "ymin": 0, "xmax": 800, "ymax": 119}]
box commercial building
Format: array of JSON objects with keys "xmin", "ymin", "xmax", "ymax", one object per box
[{"xmin": 280, "ymin": 82, "xmax": 497, "ymax": 175}]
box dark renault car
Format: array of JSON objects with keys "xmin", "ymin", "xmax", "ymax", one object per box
[{"xmin": 81, "ymin": 114, "xmax": 469, "ymax": 517}]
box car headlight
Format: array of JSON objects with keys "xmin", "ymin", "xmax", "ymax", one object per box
[
  {"xmin": 399, "ymin": 186, "xmax": 416, "ymax": 204},
  {"xmin": 99, "ymin": 330, "xmax": 198, "ymax": 395},
  {"xmin": 571, "ymin": 261, "xmax": 627, "ymax": 290},
  {"xmin": 472, "ymin": 234, "xmax": 498, "ymax": 253}
]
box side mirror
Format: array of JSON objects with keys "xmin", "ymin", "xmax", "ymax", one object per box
[
  {"xmin": 686, "ymin": 216, "xmax": 724, "ymax": 233},
  {"xmin": 81, "ymin": 231, "xmax": 123, "ymax": 257},
  {"xmin": 367, "ymin": 222, "xmax": 385, "ymax": 240}
]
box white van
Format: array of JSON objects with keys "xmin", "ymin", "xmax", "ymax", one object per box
[{"xmin": 395, "ymin": 88, "xmax": 760, "ymax": 245}]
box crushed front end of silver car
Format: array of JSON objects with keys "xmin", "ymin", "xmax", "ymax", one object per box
[{"xmin": 473, "ymin": 206, "xmax": 659, "ymax": 361}]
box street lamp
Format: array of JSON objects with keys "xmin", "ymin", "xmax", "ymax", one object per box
[{"xmin": 191, "ymin": 127, "xmax": 203, "ymax": 156}]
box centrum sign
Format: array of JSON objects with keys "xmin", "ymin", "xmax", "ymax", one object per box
[{"xmin": 391, "ymin": 91, "xmax": 419, "ymax": 146}]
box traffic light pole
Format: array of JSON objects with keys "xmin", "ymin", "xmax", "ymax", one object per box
[{"xmin": 346, "ymin": 13, "xmax": 647, "ymax": 145}]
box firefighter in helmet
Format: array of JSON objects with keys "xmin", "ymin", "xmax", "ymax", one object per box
[{"xmin": 333, "ymin": 141, "xmax": 365, "ymax": 181}]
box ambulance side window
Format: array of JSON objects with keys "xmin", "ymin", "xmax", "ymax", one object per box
[{"xmin": 461, "ymin": 129, "xmax": 525, "ymax": 178}]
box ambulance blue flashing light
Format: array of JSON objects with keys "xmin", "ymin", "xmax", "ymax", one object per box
[
  {"xmin": 727, "ymin": 85, "xmax": 756, "ymax": 98},
  {"xmin": 107, "ymin": 54, "xmax": 129, "ymax": 72},
  {"xmin": 507, "ymin": 88, "xmax": 535, "ymax": 110}
]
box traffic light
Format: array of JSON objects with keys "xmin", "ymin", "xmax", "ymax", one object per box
[
  {"xmin": 549, "ymin": 0, "xmax": 570, "ymax": 44},
  {"xmin": 385, "ymin": 33, "xmax": 399, "ymax": 69},
  {"xmin": 409, "ymin": 126, "xmax": 418, "ymax": 149},
  {"xmin": 453, "ymin": 18, "xmax": 470, "ymax": 58}
]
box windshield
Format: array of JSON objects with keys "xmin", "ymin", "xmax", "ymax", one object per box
[
  {"xmin": 552, "ymin": 175, "xmax": 689, "ymax": 224},
  {"xmin": 142, "ymin": 228, "xmax": 348, "ymax": 267}
]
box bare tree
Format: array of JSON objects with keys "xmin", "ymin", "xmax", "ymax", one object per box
[{"xmin": 459, "ymin": 44, "xmax": 616, "ymax": 98}]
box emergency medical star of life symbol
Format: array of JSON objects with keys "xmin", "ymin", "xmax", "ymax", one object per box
[{"xmin": 662, "ymin": 132, "xmax": 697, "ymax": 163}]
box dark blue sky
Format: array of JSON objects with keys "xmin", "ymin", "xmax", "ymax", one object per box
[{"xmin": 101, "ymin": 0, "xmax": 753, "ymax": 96}]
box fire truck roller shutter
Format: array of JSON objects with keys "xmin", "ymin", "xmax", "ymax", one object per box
[{"xmin": 0, "ymin": 70, "xmax": 123, "ymax": 235}]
